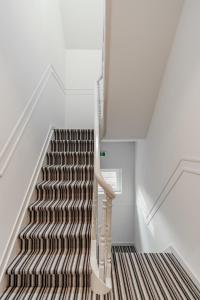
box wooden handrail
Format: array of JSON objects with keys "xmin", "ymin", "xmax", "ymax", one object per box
[
  {"xmin": 94, "ymin": 79, "xmax": 115, "ymax": 199},
  {"xmin": 94, "ymin": 171, "xmax": 115, "ymax": 199}
]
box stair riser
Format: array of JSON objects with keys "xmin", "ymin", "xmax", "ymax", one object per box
[
  {"xmin": 36, "ymin": 185, "xmax": 93, "ymax": 201},
  {"xmin": 46, "ymin": 153, "xmax": 94, "ymax": 166},
  {"xmin": 29, "ymin": 209, "xmax": 92, "ymax": 224},
  {"xmin": 54, "ymin": 129, "xmax": 94, "ymax": 141},
  {"xmin": 9, "ymin": 274, "xmax": 90, "ymax": 288},
  {"xmin": 42, "ymin": 168, "xmax": 94, "ymax": 181},
  {"xmin": 51, "ymin": 141, "xmax": 94, "ymax": 152},
  {"xmin": 20, "ymin": 238, "xmax": 91, "ymax": 251}
]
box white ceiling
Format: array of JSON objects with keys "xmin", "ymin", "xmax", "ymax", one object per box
[
  {"xmin": 59, "ymin": 0, "xmax": 103, "ymax": 49},
  {"xmin": 104, "ymin": 0, "xmax": 184, "ymax": 140}
]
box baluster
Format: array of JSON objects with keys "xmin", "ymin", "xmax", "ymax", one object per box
[
  {"xmin": 99, "ymin": 197, "xmax": 107, "ymax": 281},
  {"xmin": 92, "ymin": 178, "xmax": 98, "ymax": 240},
  {"xmin": 106, "ymin": 196, "xmax": 112, "ymax": 280}
]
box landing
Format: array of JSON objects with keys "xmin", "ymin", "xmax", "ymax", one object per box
[{"xmin": 111, "ymin": 246, "xmax": 200, "ymax": 300}]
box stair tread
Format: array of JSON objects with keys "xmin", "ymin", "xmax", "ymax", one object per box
[
  {"xmin": 0, "ymin": 287, "xmax": 97, "ymax": 300},
  {"xmin": 42, "ymin": 165, "xmax": 93, "ymax": 170},
  {"xmin": 47, "ymin": 151, "xmax": 94, "ymax": 154},
  {"xmin": 46, "ymin": 152, "xmax": 94, "ymax": 166},
  {"xmin": 53, "ymin": 129, "xmax": 94, "ymax": 142},
  {"xmin": 41, "ymin": 165, "xmax": 93, "ymax": 181},
  {"xmin": 50, "ymin": 140, "xmax": 94, "ymax": 152},
  {"xmin": 51, "ymin": 140, "xmax": 94, "ymax": 142},
  {"xmin": 46, "ymin": 152, "xmax": 94, "ymax": 168},
  {"xmin": 37, "ymin": 180, "xmax": 93, "ymax": 186},
  {"xmin": 46, "ymin": 151, "xmax": 94, "ymax": 156},
  {"xmin": 20, "ymin": 222, "xmax": 91, "ymax": 239},
  {"xmin": 36, "ymin": 180, "xmax": 93, "ymax": 202},
  {"xmin": 29, "ymin": 199, "xmax": 92, "ymax": 211},
  {"xmin": 36, "ymin": 180, "xmax": 93, "ymax": 192},
  {"xmin": 7, "ymin": 249, "xmax": 90, "ymax": 275}
]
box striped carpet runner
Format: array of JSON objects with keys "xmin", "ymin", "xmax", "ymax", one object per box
[
  {"xmin": 1, "ymin": 129, "xmax": 200, "ymax": 299},
  {"xmin": 2, "ymin": 246, "xmax": 200, "ymax": 299},
  {"xmin": 1, "ymin": 129, "xmax": 95, "ymax": 299},
  {"xmin": 111, "ymin": 246, "xmax": 200, "ymax": 300}
]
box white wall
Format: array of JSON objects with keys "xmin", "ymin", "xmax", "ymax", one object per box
[
  {"xmin": 60, "ymin": 0, "xmax": 104, "ymax": 129},
  {"xmin": 60, "ymin": 0, "xmax": 103, "ymax": 49},
  {"xmin": 0, "ymin": 0, "xmax": 65, "ymax": 270},
  {"xmin": 65, "ymin": 50, "xmax": 102, "ymax": 129},
  {"xmin": 135, "ymin": 0, "xmax": 200, "ymax": 281},
  {"xmin": 100, "ymin": 142, "xmax": 135, "ymax": 244}
]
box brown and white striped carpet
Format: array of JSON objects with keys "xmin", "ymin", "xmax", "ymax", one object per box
[
  {"xmin": 110, "ymin": 246, "xmax": 200, "ymax": 300},
  {"xmin": 1, "ymin": 129, "xmax": 94, "ymax": 299},
  {"xmin": 1, "ymin": 129, "xmax": 200, "ymax": 299}
]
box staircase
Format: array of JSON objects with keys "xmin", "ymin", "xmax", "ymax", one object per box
[
  {"xmin": 1, "ymin": 128, "xmax": 200, "ymax": 300},
  {"xmin": 1, "ymin": 129, "xmax": 96, "ymax": 299}
]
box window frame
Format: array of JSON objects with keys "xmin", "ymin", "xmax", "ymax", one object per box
[{"xmin": 98, "ymin": 168, "xmax": 122, "ymax": 195}]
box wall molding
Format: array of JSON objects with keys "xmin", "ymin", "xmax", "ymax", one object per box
[
  {"xmin": 146, "ymin": 158, "xmax": 200, "ymax": 224},
  {"xmin": 165, "ymin": 245, "xmax": 200, "ymax": 290},
  {"xmin": 102, "ymin": 139, "xmax": 135, "ymax": 143},
  {"xmin": 0, "ymin": 125, "xmax": 54, "ymax": 283},
  {"xmin": 112, "ymin": 243, "xmax": 136, "ymax": 247},
  {"xmin": 0, "ymin": 65, "xmax": 65, "ymax": 177},
  {"xmin": 65, "ymin": 88, "xmax": 94, "ymax": 96}
]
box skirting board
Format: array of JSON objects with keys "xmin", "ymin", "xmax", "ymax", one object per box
[
  {"xmin": 0, "ymin": 125, "xmax": 54, "ymax": 284},
  {"xmin": 112, "ymin": 243, "xmax": 136, "ymax": 247},
  {"xmin": 165, "ymin": 246, "xmax": 200, "ymax": 290}
]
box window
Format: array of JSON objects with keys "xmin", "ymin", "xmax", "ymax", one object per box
[{"xmin": 98, "ymin": 169, "xmax": 122, "ymax": 194}]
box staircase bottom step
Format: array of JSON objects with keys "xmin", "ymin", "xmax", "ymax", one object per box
[
  {"xmin": 0, "ymin": 287, "xmax": 111, "ymax": 300},
  {"xmin": 9, "ymin": 273, "xmax": 90, "ymax": 288}
]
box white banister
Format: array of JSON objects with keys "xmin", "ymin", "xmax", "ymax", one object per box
[
  {"xmin": 90, "ymin": 0, "xmax": 116, "ymax": 295},
  {"xmin": 90, "ymin": 75, "xmax": 115, "ymax": 295}
]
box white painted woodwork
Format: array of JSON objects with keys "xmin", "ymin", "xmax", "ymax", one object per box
[{"xmin": 90, "ymin": 77, "xmax": 115, "ymax": 294}]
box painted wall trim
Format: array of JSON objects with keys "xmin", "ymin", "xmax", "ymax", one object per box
[
  {"xmin": 165, "ymin": 245, "xmax": 200, "ymax": 290},
  {"xmin": 0, "ymin": 65, "xmax": 65, "ymax": 177},
  {"xmin": 0, "ymin": 125, "xmax": 54, "ymax": 283},
  {"xmin": 65, "ymin": 89, "xmax": 94, "ymax": 95},
  {"xmin": 146, "ymin": 158, "xmax": 200, "ymax": 224},
  {"xmin": 112, "ymin": 243, "xmax": 136, "ymax": 247},
  {"xmin": 102, "ymin": 139, "xmax": 135, "ymax": 143}
]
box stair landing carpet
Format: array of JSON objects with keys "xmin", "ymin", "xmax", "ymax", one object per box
[{"xmin": 111, "ymin": 246, "xmax": 200, "ymax": 300}]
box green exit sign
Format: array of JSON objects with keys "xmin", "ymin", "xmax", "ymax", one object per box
[{"xmin": 100, "ymin": 151, "xmax": 106, "ymax": 157}]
